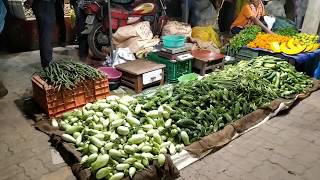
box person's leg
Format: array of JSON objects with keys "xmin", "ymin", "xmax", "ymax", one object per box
[
  {"xmin": 77, "ymin": 8, "xmax": 88, "ymax": 59},
  {"xmin": 181, "ymin": 0, "xmax": 192, "ymax": 22},
  {"xmin": 218, "ymin": 1, "xmax": 235, "ymax": 32},
  {"xmin": 33, "ymin": 0, "xmax": 56, "ymax": 68},
  {"xmin": 0, "ymin": 80, "xmax": 8, "ymax": 98},
  {"xmin": 55, "ymin": 0, "xmax": 66, "ymax": 46},
  {"xmin": 191, "ymin": 0, "xmax": 215, "ymax": 26}
]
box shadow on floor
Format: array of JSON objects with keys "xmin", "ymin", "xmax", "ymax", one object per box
[{"xmin": 14, "ymin": 89, "xmax": 48, "ymax": 123}]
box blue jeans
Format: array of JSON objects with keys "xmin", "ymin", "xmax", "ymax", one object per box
[
  {"xmin": 77, "ymin": 8, "xmax": 89, "ymax": 58},
  {"xmin": 32, "ymin": 0, "xmax": 56, "ymax": 67},
  {"xmin": 0, "ymin": 0, "xmax": 7, "ymax": 33}
]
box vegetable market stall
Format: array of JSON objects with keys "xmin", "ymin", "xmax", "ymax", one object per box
[
  {"xmin": 33, "ymin": 55, "xmax": 320, "ymax": 180},
  {"xmin": 228, "ymin": 26, "xmax": 320, "ymax": 79}
]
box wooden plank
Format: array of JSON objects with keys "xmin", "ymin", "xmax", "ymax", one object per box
[
  {"xmin": 115, "ymin": 60, "xmax": 165, "ymax": 75},
  {"xmin": 302, "ymin": 0, "xmax": 320, "ymax": 34}
]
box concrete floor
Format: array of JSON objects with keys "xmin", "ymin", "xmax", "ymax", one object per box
[{"xmin": 0, "ymin": 48, "xmax": 320, "ymax": 180}]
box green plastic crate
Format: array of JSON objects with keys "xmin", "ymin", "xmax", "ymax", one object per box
[{"xmin": 147, "ymin": 52, "xmax": 192, "ymax": 83}]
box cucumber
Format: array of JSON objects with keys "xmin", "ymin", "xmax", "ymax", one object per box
[
  {"xmin": 124, "ymin": 145, "xmax": 136, "ymax": 154},
  {"xmin": 135, "ymin": 104, "xmax": 142, "ymax": 114},
  {"xmin": 90, "ymin": 136, "xmax": 104, "ymax": 148},
  {"xmin": 104, "ymin": 142, "xmax": 114, "ymax": 151},
  {"xmin": 116, "ymin": 163, "xmax": 130, "ymax": 171},
  {"xmin": 85, "ymin": 153, "xmax": 98, "ymax": 166},
  {"xmin": 126, "ymin": 116, "xmax": 140, "ymax": 127},
  {"xmin": 158, "ymin": 154, "xmax": 166, "ymax": 166},
  {"xmin": 89, "ymin": 144, "xmax": 99, "ymax": 154},
  {"xmin": 146, "ymin": 110, "xmax": 159, "ymax": 118},
  {"xmin": 133, "ymin": 162, "xmax": 144, "ymax": 170},
  {"xmin": 128, "ymin": 134, "xmax": 146, "ymax": 144},
  {"xmin": 180, "ymin": 131, "xmax": 190, "ymax": 145},
  {"xmin": 141, "ymin": 145, "xmax": 152, "ymax": 153},
  {"xmin": 109, "ymin": 172, "xmax": 124, "ymax": 180},
  {"xmin": 91, "ymin": 154, "xmax": 110, "ymax": 171},
  {"xmin": 123, "ymin": 157, "xmax": 137, "ymax": 164},
  {"xmin": 119, "ymin": 104, "xmax": 129, "ymax": 113},
  {"xmin": 176, "ymin": 119, "xmax": 197, "ymax": 128},
  {"xmin": 110, "ymin": 119, "xmax": 125, "ymax": 128},
  {"xmin": 117, "ymin": 126, "xmax": 130, "ymax": 136},
  {"xmin": 96, "ymin": 167, "xmax": 112, "ymax": 179},
  {"xmin": 129, "ymin": 167, "xmax": 136, "ymax": 178},
  {"xmin": 109, "ymin": 149, "xmax": 124, "ymax": 158},
  {"xmin": 62, "ymin": 134, "xmax": 76, "ymax": 143}
]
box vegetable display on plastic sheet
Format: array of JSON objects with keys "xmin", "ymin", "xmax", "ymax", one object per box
[
  {"xmin": 58, "ymin": 56, "xmax": 313, "ymax": 179},
  {"xmin": 59, "ymin": 95, "xmax": 186, "ymax": 179}
]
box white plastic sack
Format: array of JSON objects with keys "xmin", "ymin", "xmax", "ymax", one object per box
[
  {"xmin": 115, "ymin": 36, "xmax": 160, "ymax": 54},
  {"xmin": 162, "ymin": 21, "xmax": 192, "ymax": 37},
  {"xmin": 113, "ymin": 21, "xmax": 153, "ymax": 43},
  {"xmin": 264, "ymin": 16, "xmax": 276, "ymax": 30}
]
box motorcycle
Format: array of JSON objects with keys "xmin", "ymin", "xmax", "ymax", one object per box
[{"xmin": 82, "ymin": 0, "xmax": 167, "ymax": 59}]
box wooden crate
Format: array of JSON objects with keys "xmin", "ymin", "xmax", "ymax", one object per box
[
  {"xmin": 31, "ymin": 75, "xmax": 110, "ymax": 117},
  {"xmin": 116, "ymin": 60, "xmax": 166, "ymax": 93}
]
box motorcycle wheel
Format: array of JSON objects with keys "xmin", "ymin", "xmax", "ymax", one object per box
[{"xmin": 88, "ymin": 23, "xmax": 110, "ymax": 60}]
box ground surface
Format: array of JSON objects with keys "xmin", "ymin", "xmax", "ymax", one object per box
[{"xmin": 0, "ymin": 48, "xmax": 320, "ymax": 180}]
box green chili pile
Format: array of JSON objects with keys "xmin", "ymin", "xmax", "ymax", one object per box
[
  {"xmin": 276, "ymin": 27, "xmax": 299, "ymax": 37},
  {"xmin": 229, "ymin": 25, "xmax": 262, "ymax": 54}
]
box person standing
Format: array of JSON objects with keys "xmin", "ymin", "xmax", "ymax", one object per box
[
  {"xmin": 76, "ymin": 0, "xmax": 89, "ymax": 60},
  {"xmin": 25, "ymin": 0, "xmax": 56, "ymax": 68},
  {"xmin": 55, "ymin": 0, "xmax": 66, "ymax": 46},
  {"xmin": 218, "ymin": 0, "xmax": 236, "ymax": 32}
]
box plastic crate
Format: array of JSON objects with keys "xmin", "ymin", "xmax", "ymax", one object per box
[
  {"xmin": 147, "ymin": 52, "xmax": 192, "ymax": 83},
  {"xmin": 32, "ymin": 75, "xmax": 110, "ymax": 118}
]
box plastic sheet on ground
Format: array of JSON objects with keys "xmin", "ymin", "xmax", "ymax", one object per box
[{"xmin": 171, "ymin": 80, "xmax": 320, "ymax": 170}]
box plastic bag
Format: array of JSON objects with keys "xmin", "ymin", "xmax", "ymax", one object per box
[
  {"xmin": 70, "ymin": 8, "xmax": 76, "ymax": 29},
  {"xmin": 264, "ymin": 16, "xmax": 276, "ymax": 30},
  {"xmin": 191, "ymin": 26, "xmax": 222, "ymax": 48},
  {"xmin": 272, "ymin": 16, "xmax": 296, "ymax": 31}
]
